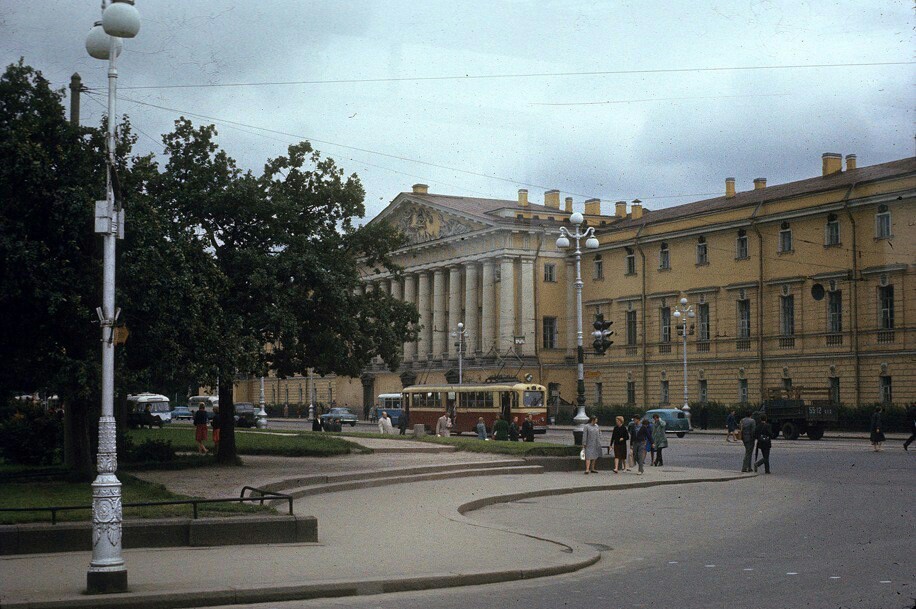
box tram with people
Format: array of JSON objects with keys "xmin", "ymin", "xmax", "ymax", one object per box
[{"xmin": 402, "ymin": 381, "xmax": 547, "ymax": 435}]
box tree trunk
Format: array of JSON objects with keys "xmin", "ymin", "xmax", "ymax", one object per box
[
  {"xmin": 215, "ymin": 375, "xmax": 238, "ymax": 465},
  {"xmin": 64, "ymin": 397, "xmax": 95, "ymax": 480}
]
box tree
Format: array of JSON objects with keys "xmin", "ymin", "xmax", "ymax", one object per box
[{"xmin": 154, "ymin": 122, "xmax": 419, "ymax": 464}]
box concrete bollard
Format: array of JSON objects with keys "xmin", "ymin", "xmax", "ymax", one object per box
[{"xmin": 413, "ymin": 424, "xmax": 426, "ymax": 437}]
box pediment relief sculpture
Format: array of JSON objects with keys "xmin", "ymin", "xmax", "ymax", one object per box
[{"xmin": 387, "ymin": 203, "xmax": 485, "ymax": 244}]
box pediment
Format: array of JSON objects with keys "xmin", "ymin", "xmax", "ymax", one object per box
[{"xmin": 382, "ymin": 200, "xmax": 488, "ymax": 245}]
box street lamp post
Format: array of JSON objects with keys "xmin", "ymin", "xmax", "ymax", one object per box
[
  {"xmin": 84, "ymin": 0, "xmax": 140, "ymax": 595},
  {"xmin": 556, "ymin": 212, "xmax": 599, "ymax": 444},
  {"xmin": 256, "ymin": 375, "xmax": 267, "ymax": 428},
  {"xmin": 451, "ymin": 322, "xmax": 466, "ymax": 384},
  {"xmin": 672, "ymin": 297, "xmax": 695, "ymax": 429}
]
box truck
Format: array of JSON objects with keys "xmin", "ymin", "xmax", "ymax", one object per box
[{"xmin": 754, "ymin": 387, "xmax": 838, "ymax": 440}]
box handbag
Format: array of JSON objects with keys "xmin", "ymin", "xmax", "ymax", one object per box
[{"xmin": 579, "ymin": 448, "xmax": 586, "ymax": 460}]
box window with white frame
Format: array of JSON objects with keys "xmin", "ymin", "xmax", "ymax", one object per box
[
  {"xmin": 737, "ymin": 299, "xmax": 751, "ymax": 338},
  {"xmin": 697, "ymin": 303, "xmax": 710, "ymax": 340},
  {"xmin": 626, "ymin": 381, "xmax": 636, "ymax": 405},
  {"xmin": 625, "ymin": 247, "xmax": 636, "ymax": 275},
  {"xmin": 875, "ymin": 204, "xmax": 891, "ymax": 239},
  {"xmin": 780, "ymin": 294, "xmax": 795, "ymax": 336},
  {"xmin": 778, "ymin": 222, "xmax": 793, "ymax": 253},
  {"xmin": 736, "ymin": 229, "xmax": 749, "ymax": 259},
  {"xmin": 828, "ymin": 291, "xmax": 842, "ymax": 333},
  {"xmin": 738, "ymin": 379, "xmax": 748, "ymax": 403},
  {"xmin": 659, "ymin": 242, "xmax": 670, "ymax": 270},
  {"xmin": 660, "ymin": 306, "xmax": 671, "ymax": 342},
  {"xmin": 696, "ymin": 236, "xmax": 708, "ymax": 265},
  {"xmin": 542, "ymin": 316, "xmax": 558, "ymax": 349},
  {"xmin": 593, "ymin": 255, "xmax": 604, "ymax": 280},
  {"xmin": 825, "ymin": 214, "xmax": 840, "ymax": 246},
  {"xmin": 626, "ymin": 309, "xmax": 637, "ymax": 345},
  {"xmin": 879, "ymin": 285, "xmax": 894, "ymax": 329},
  {"xmin": 880, "ymin": 376, "xmax": 892, "ymax": 404},
  {"xmin": 543, "ymin": 263, "xmax": 556, "ymax": 282}
]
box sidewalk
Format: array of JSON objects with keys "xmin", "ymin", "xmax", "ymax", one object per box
[{"xmin": 0, "ymin": 451, "xmax": 743, "ymax": 609}]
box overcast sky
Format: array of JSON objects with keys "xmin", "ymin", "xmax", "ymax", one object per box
[{"xmin": 1, "ymin": 1, "xmax": 912, "ymax": 220}]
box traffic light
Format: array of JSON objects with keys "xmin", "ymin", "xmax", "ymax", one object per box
[{"xmin": 592, "ymin": 314, "xmax": 614, "ymax": 355}]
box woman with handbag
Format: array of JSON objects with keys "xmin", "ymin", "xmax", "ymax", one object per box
[
  {"xmin": 610, "ymin": 416, "xmax": 629, "ymax": 473},
  {"xmin": 582, "ymin": 416, "xmax": 603, "ymax": 474}
]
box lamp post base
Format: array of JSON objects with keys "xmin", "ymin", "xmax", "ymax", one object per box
[{"xmin": 87, "ymin": 569, "xmax": 127, "ymax": 594}]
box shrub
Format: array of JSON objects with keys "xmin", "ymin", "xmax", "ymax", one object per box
[
  {"xmin": 0, "ymin": 402, "xmax": 62, "ymax": 465},
  {"xmin": 127, "ymin": 438, "xmax": 175, "ymax": 463}
]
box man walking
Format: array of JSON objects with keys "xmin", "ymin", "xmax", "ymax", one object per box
[
  {"xmin": 634, "ymin": 418, "xmax": 650, "ymax": 475},
  {"xmin": 436, "ymin": 412, "xmax": 450, "ymax": 437},
  {"xmin": 377, "ymin": 411, "xmax": 394, "ymax": 434},
  {"xmin": 521, "ymin": 414, "xmax": 535, "ymax": 442},
  {"xmin": 754, "ymin": 414, "xmax": 773, "ymax": 474},
  {"xmin": 740, "ymin": 411, "xmax": 756, "ymax": 472},
  {"xmin": 627, "ymin": 415, "xmax": 640, "ymax": 469},
  {"xmin": 903, "ymin": 402, "xmax": 915, "ymax": 451},
  {"xmin": 726, "ymin": 410, "xmax": 738, "ymax": 442}
]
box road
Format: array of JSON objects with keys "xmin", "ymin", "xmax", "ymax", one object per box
[{"xmin": 211, "ymin": 432, "xmax": 915, "ymax": 609}]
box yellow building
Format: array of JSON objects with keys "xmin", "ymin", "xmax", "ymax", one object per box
[{"xmin": 243, "ymin": 153, "xmax": 915, "ymax": 414}]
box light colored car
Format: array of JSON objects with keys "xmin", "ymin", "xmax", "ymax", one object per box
[
  {"xmin": 643, "ymin": 408, "xmax": 691, "ymax": 438},
  {"xmin": 319, "ymin": 407, "xmax": 358, "ymax": 427}
]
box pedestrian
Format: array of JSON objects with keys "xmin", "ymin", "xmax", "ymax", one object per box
[
  {"xmin": 740, "ymin": 411, "xmax": 756, "ymax": 472},
  {"xmin": 311, "ymin": 414, "xmax": 322, "ymax": 432},
  {"xmin": 582, "ymin": 416, "xmax": 603, "ymax": 474},
  {"xmin": 870, "ymin": 406, "xmax": 885, "ymax": 452},
  {"xmin": 521, "ymin": 414, "xmax": 535, "ymax": 442},
  {"xmin": 398, "ymin": 410, "xmax": 409, "ymax": 435},
  {"xmin": 645, "ymin": 417, "xmax": 655, "ymax": 465},
  {"xmin": 508, "ymin": 416, "xmax": 520, "ymax": 441},
  {"xmin": 726, "ymin": 410, "xmax": 738, "ymax": 442},
  {"xmin": 211, "ymin": 407, "xmax": 221, "ymax": 453},
  {"xmin": 492, "ymin": 417, "xmax": 509, "ymax": 440},
  {"xmin": 193, "ymin": 404, "xmax": 209, "ymax": 454},
  {"xmin": 436, "ymin": 412, "xmax": 451, "ymax": 437},
  {"xmin": 652, "ymin": 413, "xmax": 668, "ymax": 466},
  {"xmin": 476, "ymin": 417, "xmax": 487, "ymax": 440},
  {"xmin": 610, "ymin": 416, "xmax": 629, "ymax": 473},
  {"xmin": 904, "ymin": 402, "xmax": 916, "ymax": 451},
  {"xmin": 754, "ymin": 414, "xmax": 773, "ymax": 473},
  {"xmin": 378, "ymin": 411, "xmax": 394, "ymax": 434},
  {"xmin": 627, "ymin": 415, "xmax": 640, "ymax": 469},
  {"xmin": 634, "ymin": 418, "xmax": 650, "ymax": 475}
]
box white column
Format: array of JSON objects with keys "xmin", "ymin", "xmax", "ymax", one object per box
[
  {"xmin": 464, "ymin": 262, "xmax": 479, "ymax": 356},
  {"xmin": 401, "ymin": 274, "xmax": 416, "ymax": 360},
  {"xmin": 499, "ymin": 257, "xmax": 516, "ymax": 353},
  {"xmin": 520, "ymin": 257, "xmax": 535, "ymax": 356},
  {"xmin": 417, "ymin": 271, "xmax": 431, "ymax": 359},
  {"xmin": 447, "ymin": 265, "xmax": 462, "ymax": 360},
  {"xmin": 481, "ymin": 259, "xmax": 496, "ymax": 355},
  {"xmin": 566, "ymin": 259, "xmax": 576, "ymax": 356},
  {"xmin": 432, "ymin": 268, "xmax": 446, "ymax": 359}
]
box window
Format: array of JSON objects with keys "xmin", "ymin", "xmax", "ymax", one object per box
[
  {"xmin": 696, "ymin": 236, "xmax": 708, "ymax": 265},
  {"xmin": 660, "ymin": 380, "xmax": 669, "ymax": 404},
  {"xmin": 825, "ymin": 214, "xmax": 840, "ymax": 246},
  {"xmin": 738, "ymin": 379, "xmax": 748, "ymax": 403},
  {"xmin": 829, "ymin": 377, "xmax": 840, "ymax": 405},
  {"xmin": 626, "ymin": 310, "xmax": 638, "ymax": 345},
  {"xmin": 780, "ymin": 295, "xmax": 795, "ymax": 336},
  {"xmin": 593, "ymin": 255, "xmax": 604, "ymax": 280},
  {"xmin": 659, "ymin": 242, "xmax": 670, "ymax": 270},
  {"xmin": 828, "ymin": 291, "xmax": 842, "ymax": 333},
  {"xmin": 778, "ymin": 222, "xmax": 793, "ymax": 253},
  {"xmin": 543, "ymin": 263, "xmax": 556, "ymax": 282},
  {"xmin": 595, "ymin": 383, "xmax": 603, "ymax": 406},
  {"xmin": 625, "ymin": 247, "xmax": 636, "ymax": 275},
  {"xmin": 736, "ymin": 229, "xmax": 749, "ymax": 259},
  {"xmin": 875, "ymin": 204, "xmax": 891, "ymax": 239},
  {"xmin": 737, "ymin": 299, "xmax": 751, "ymax": 338},
  {"xmin": 880, "ymin": 376, "xmax": 892, "ymax": 404},
  {"xmin": 660, "ymin": 306, "xmax": 671, "ymax": 342},
  {"xmin": 626, "ymin": 381, "xmax": 636, "ymax": 405},
  {"xmin": 698, "ymin": 379, "xmax": 708, "ymax": 403},
  {"xmin": 879, "ymin": 285, "xmax": 894, "ymax": 329},
  {"xmin": 697, "ymin": 303, "xmax": 710, "ymax": 341},
  {"xmin": 542, "ymin": 316, "xmax": 558, "ymax": 349}
]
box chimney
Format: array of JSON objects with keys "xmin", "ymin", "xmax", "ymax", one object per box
[
  {"xmin": 725, "ymin": 177, "xmax": 736, "ymax": 198},
  {"xmin": 615, "ymin": 200, "xmax": 627, "ymax": 217},
  {"xmin": 564, "ymin": 197, "xmax": 573, "ymax": 212},
  {"xmin": 518, "ymin": 189, "xmax": 528, "ymax": 206},
  {"xmin": 822, "ymin": 153, "xmax": 842, "ymax": 176},
  {"xmin": 584, "ymin": 198, "xmax": 601, "ymax": 216},
  {"xmin": 846, "ymin": 154, "xmax": 857, "ymax": 171},
  {"xmin": 631, "ymin": 199, "xmax": 643, "ymax": 220},
  {"xmin": 753, "ymin": 177, "xmax": 767, "ymax": 190},
  {"xmin": 412, "ymin": 183, "xmax": 429, "ymax": 194},
  {"xmin": 544, "ymin": 189, "xmax": 560, "ymax": 209}
]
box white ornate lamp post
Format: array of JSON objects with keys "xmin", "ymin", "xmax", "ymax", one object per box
[
  {"xmin": 672, "ymin": 297, "xmax": 695, "ymax": 429},
  {"xmin": 84, "ymin": 0, "xmax": 140, "ymax": 595},
  {"xmin": 256, "ymin": 375, "xmax": 267, "ymax": 428},
  {"xmin": 556, "ymin": 212, "xmax": 598, "ymax": 444},
  {"xmin": 451, "ymin": 322, "xmax": 466, "ymax": 384}
]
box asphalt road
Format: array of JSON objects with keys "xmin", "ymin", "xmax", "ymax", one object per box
[{"xmin": 213, "ymin": 433, "xmax": 915, "ymax": 609}]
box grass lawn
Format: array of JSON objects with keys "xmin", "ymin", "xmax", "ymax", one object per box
[
  {"xmin": 0, "ymin": 474, "xmax": 271, "ymax": 524},
  {"xmin": 128, "ymin": 426, "xmax": 370, "ymax": 457}
]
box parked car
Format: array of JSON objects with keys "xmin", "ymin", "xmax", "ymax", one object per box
[
  {"xmin": 319, "ymin": 407, "xmax": 359, "ymax": 427},
  {"xmin": 170, "ymin": 405, "xmax": 193, "ymax": 421},
  {"xmin": 642, "ymin": 408, "xmax": 691, "ymax": 438},
  {"xmin": 235, "ymin": 402, "xmax": 257, "ymax": 428}
]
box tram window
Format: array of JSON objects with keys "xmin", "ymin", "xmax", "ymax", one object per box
[
  {"xmin": 523, "ymin": 391, "xmax": 544, "ymax": 408},
  {"xmin": 414, "ymin": 392, "xmax": 441, "ymax": 409},
  {"xmin": 461, "ymin": 391, "xmax": 493, "ymax": 409}
]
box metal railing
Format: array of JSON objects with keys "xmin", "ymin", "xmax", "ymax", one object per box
[{"xmin": 0, "ymin": 487, "xmax": 293, "ymax": 525}]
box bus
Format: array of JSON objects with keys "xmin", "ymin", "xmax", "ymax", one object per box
[
  {"xmin": 376, "ymin": 393, "xmax": 404, "ymax": 425},
  {"xmin": 126, "ymin": 393, "xmax": 171, "ymax": 425},
  {"xmin": 188, "ymin": 395, "xmax": 218, "ymax": 419},
  {"xmin": 402, "ymin": 382, "xmax": 547, "ymax": 435}
]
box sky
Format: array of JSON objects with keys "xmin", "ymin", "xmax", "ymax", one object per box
[{"xmin": 1, "ymin": 1, "xmax": 913, "ymax": 221}]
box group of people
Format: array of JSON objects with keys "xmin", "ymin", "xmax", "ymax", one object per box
[
  {"xmin": 193, "ymin": 404, "xmax": 219, "ymax": 454},
  {"xmin": 581, "ymin": 414, "xmax": 670, "ymax": 475},
  {"xmin": 431, "ymin": 413, "xmax": 535, "ymax": 441},
  {"xmin": 376, "ymin": 410, "xmax": 409, "ymax": 435}
]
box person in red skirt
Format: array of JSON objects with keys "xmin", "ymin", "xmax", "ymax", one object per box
[
  {"xmin": 211, "ymin": 407, "xmax": 221, "ymax": 453},
  {"xmin": 193, "ymin": 404, "xmax": 209, "ymax": 454}
]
